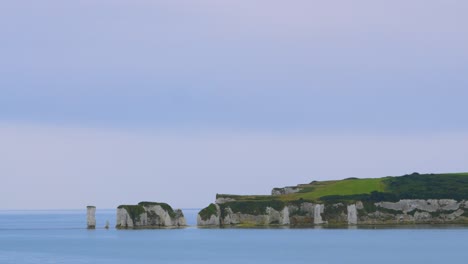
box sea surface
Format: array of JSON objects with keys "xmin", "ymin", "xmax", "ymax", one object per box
[{"xmin": 0, "ymin": 209, "xmax": 467, "ymax": 264}]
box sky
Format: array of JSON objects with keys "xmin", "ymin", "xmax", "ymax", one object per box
[{"xmin": 0, "ymin": 0, "xmax": 467, "ymax": 209}]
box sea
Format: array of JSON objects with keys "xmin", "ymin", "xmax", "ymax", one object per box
[{"xmin": 0, "ymin": 209, "xmax": 467, "ymax": 264}]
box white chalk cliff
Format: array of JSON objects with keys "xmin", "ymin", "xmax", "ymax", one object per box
[
  {"xmin": 197, "ymin": 199, "xmax": 468, "ymax": 227},
  {"xmin": 116, "ymin": 202, "xmax": 186, "ymax": 229}
]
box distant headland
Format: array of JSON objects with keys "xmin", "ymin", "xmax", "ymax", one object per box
[
  {"xmin": 88, "ymin": 172, "xmax": 468, "ymax": 229},
  {"xmin": 197, "ymin": 172, "xmax": 468, "ymax": 227}
]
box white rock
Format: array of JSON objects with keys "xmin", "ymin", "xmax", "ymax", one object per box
[
  {"xmin": 116, "ymin": 207, "xmax": 133, "ymax": 228},
  {"xmin": 281, "ymin": 206, "xmax": 290, "ymax": 225},
  {"xmin": 314, "ymin": 204, "xmax": 324, "ymax": 224},
  {"xmin": 299, "ymin": 203, "xmax": 315, "ymax": 216},
  {"xmin": 377, "ymin": 199, "xmax": 461, "ymax": 213},
  {"xmin": 215, "ymin": 197, "xmax": 236, "ymax": 204},
  {"xmin": 116, "ymin": 203, "xmax": 186, "ymax": 228},
  {"xmin": 347, "ymin": 204, "xmax": 358, "ymax": 225},
  {"xmin": 86, "ymin": 206, "xmax": 96, "ymax": 229},
  {"xmin": 271, "ymin": 187, "xmax": 302, "ymax": 195}
]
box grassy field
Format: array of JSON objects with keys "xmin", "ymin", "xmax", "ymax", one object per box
[
  {"xmin": 283, "ymin": 177, "xmax": 386, "ymax": 201},
  {"xmin": 216, "ymin": 172, "xmax": 468, "ymax": 203},
  {"xmin": 217, "ymin": 177, "xmax": 388, "ymax": 202},
  {"xmin": 445, "ymin": 172, "xmax": 468, "ymax": 176}
]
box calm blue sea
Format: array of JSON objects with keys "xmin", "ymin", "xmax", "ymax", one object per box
[{"xmin": 0, "ymin": 209, "xmax": 467, "ymax": 264}]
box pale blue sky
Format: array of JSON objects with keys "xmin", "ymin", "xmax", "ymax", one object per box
[{"xmin": 0, "ymin": 1, "xmax": 467, "ymax": 209}]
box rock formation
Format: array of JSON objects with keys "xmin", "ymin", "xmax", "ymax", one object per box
[
  {"xmin": 87, "ymin": 206, "xmax": 96, "ymax": 229},
  {"xmin": 197, "ymin": 204, "xmax": 221, "ymax": 226},
  {"xmin": 197, "ymin": 199, "xmax": 468, "ymax": 227},
  {"xmin": 313, "ymin": 204, "xmax": 324, "ymax": 224},
  {"xmin": 116, "ymin": 202, "xmax": 186, "ymax": 229},
  {"xmin": 347, "ymin": 204, "xmax": 358, "ymax": 225},
  {"xmin": 271, "ymin": 186, "xmax": 302, "ymax": 195}
]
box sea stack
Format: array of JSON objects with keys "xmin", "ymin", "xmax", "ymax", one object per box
[
  {"xmin": 116, "ymin": 201, "xmax": 186, "ymax": 229},
  {"xmin": 87, "ymin": 206, "xmax": 96, "ymax": 229}
]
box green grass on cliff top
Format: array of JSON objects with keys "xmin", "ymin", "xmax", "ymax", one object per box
[
  {"xmin": 284, "ymin": 177, "xmax": 386, "ymax": 201},
  {"xmin": 218, "ymin": 178, "xmax": 387, "ymax": 202},
  {"xmin": 217, "ymin": 172, "xmax": 468, "ymax": 202}
]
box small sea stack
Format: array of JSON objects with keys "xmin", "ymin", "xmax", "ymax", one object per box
[{"xmin": 87, "ymin": 206, "xmax": 96, "ymax": 229}]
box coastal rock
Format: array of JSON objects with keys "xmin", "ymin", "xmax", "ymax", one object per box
[
  {"xmin": 215, "ymin": 197, "xmax": 236, "ymax": 204},
  {"xmin": 314, "ymin": 204, "xmax": 324, "ymax": 224},
  {"xmin": 358, "ymin": 199, "xmax": 468, "ymax": 224},
  {"xmin": 117, "ymin": 207, "xmax": 135, "ymax": 228},
  {"xmin": 266, "ymin": 207, "xmax": 280, "ymax": 224},
  {"xmin": 299, "ymin": 202, "xmax": 315, "ymax": 216},
  {"xmin": 197, "ymin": 214, "xmax": 219, "ymax": 226},
  {"xmin": 199, "ymin": 203, "xmax": 294, "ymax": 226},
  {"xmin": 413, "ymin": 211, "xmax": 432, "ymax": 221},
  {"xmin": 376, "ymin": 199, "xmax": 461, "ymax": 213},
  {"xmin": 438, "ymin": 199, "xmax": 460, "ymax": 211},
  {"xmin": 271, "ymin": 187, "xmax": 302, "ymax": 195},
  {"xmin": 280, "ymin": 207, "xmax": 290, "ymax": 225},
  {"xmin": 356, "ymin": 201, "xmax": 364, "ymax": 210},
  {"xmin": 197, "ymin": 199, "xmax": 468, "ymax": 227},
  {"xmin": 464, "ymin": 201, "xmax": 468, "ymax": 208},
  {"xmin": 445, "ymin": 209, "xmax": 464, "ymax": 220},
  {"xmin": 264, "ymin": 207, "xmax": 290, "ymax": 225},
  {"xmin": 223, "ymin": 207, "xmax": 239, "ymax": 225},
  {"xmin": 116, "ymin": 202, "xmax": 186, "ymax": 229},
  {"xmin": 197, "ymin": 204, "xmax": 221, "ymax": 226},
  {"xmin": 347, "ymin": 204, "xmax": 357, "ymax": 225},
  {"xmin": 87, "ymin": 206, "xmax": 96, "ymax": 229}
]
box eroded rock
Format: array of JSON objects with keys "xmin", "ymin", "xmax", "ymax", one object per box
[
  {"xmin": 197, "ymin": 199, "xmax": 468, "ymax": 227},
  {"xmin": 116, "ymin": 202, "xmax": 186, "ymax": 229},
  {"xmin": 87, "ymin": 206, "xmax": 96, "ymax": 229}
]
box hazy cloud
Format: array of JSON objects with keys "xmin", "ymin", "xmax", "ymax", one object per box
[{"xmin": 1, "ymin": 124, "xmax": 467, "ymax": 209}]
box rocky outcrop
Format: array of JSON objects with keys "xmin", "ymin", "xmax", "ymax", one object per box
[
  {"xmin": 87, "ymin": 206, "xmax": 96, "ymax": 229},
  {"xmin": 215, "ymin": 197, "xmax": 236, "ymax": 204},
  {"xmin": 197, "ymin": 199, "xmax": 468, "ymax": 227},
  {"xmin": 347, "ymin": 204, "xmax": 357, "ymax": 225},
  {"xmin": 116, "ymin": 202, "xmax": 186, "ymax": 229},
  {"xmin": 271, "ymin": 186, "xmax": 302, "ymax": 195},
  {"xmin": 197, "ymin": 204, "xmax": 221, "ymax": 226},
  {"xmin": 375, "ymin": 199, "xmax": 461, "ymax": 212},
  {"xmin": 222, "ymin": 206, "xmax": 291, "ymax": 226},
  {"xmin": 359, "ymin": 199, "xmax": 468, "ymax": 224},
  {"xmin": 314, "ymin": 204, "xmax": 324, "ymax": 224}
]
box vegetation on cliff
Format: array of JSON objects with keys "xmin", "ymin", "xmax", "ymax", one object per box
[
  {"xmin": 117, "ymin": 205, "xmax": 146, "ymax": 222},
  {"xmin": 138, "ymin": 201, "xmax": 176, "ymax": 217},
  {"xmin": 223, "ymin": 200, "xmax": 286, "ymax": 215},
  {"xmin": 385, "ymin": 173, "xmax": 468, "ymax": 200},
  {"xmin": 199, "ymin": 203, "xmax": 217, "ymax": 221},
  {"xmin": 211, "ymin": 172, "xmax": 468, "ymax": 215},
  {"xmin": 117, "ymin": 201, "xmax": 178, "ymax": 223}
]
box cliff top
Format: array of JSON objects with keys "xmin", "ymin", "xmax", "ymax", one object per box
[
  {"xmin": 117, "ymin": 201, "xmax": 177, "ymax": 218},
  {"xmin": 217, "ymin": 172, "xmax": 468, "ymax": 203}
]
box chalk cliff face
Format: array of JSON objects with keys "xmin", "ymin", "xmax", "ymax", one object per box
[
  {"xmin": 359, "ymin": 199, "xmax": 468, "ymax": 224},
  {"xmin": 218, "ymin": 206, "xmax": 291, "ymax": 226},
  {"xmin": 116, "ymin": 202, "xmax": 186, "ymax": 229},
  {"xmin": 197, "ymin": 204, "xmax": 221, "ymax": 226},
  {"xmin": 347, "ymin": 204, "xmax": 357, "ymax": 225},
  {"xmin": 197, "ymin": 199, "xmax": 468, "ymax": 227}
]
